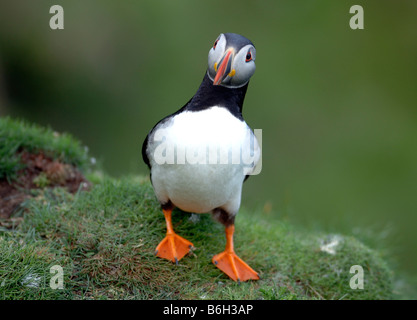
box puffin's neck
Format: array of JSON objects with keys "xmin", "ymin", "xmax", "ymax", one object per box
[{"xmin": 185, "ymin": 73, "xmax": 248, "ymax": 120}]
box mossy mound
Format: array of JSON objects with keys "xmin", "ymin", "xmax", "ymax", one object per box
[{"xmin": 0, "ymin": 117, "xmax": 394, "ymax": 299}]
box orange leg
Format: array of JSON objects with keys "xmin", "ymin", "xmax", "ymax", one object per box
[
  {"xmin": 155, "ymin": 208, "xmax": 194, "ymax": 264},
  {"xmin": 212, "ymin": 224, "xmax": 259, "ymax": 282}
]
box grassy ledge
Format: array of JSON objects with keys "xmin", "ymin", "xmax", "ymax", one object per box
[
  {"xmin": 0, "ymin": 116, "xmax": 89, "ymax": 181},
  {"xmin": 0, "ymin": 117, "xmax": 91, "ymax": 219},
  {"xmin": 0, "ymin": 117, "xmax": 394, "ymax": 300}
]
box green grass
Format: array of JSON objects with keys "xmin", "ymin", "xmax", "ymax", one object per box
[
  {"xmin": 0, "ymin": 175, "xmax": 394, "ymax": 300},
  {"xmin": 0, "ymin": 117, "xmax": 395, "ymax": 299},
  {"xmin": 0, "ymin": 116, "xmax": 90, "ymax": 181}
]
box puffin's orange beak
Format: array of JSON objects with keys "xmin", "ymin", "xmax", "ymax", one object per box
[{"xmin": 213, "ymin": 49, "xmax": 233, "ymax": 86}]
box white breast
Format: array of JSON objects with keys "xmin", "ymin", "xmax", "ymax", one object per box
[{"xmin": 147, "ymin": 106, "xmax": 260, "ymax": 215}]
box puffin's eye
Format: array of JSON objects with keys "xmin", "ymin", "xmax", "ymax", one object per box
[
  {"xmin": 213, "ymin": 39, "xmax": 219, "ymax": 49},
  {"xmin": 245, "ymin": 50, "xmax": 252, "ymax": 62}
]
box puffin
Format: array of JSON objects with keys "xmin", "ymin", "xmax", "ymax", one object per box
[{"xmin": 142, "ymin": 33, "xmax": 260, "ymax": 282}]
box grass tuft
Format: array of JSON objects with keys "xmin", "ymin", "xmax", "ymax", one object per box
[{"xmin": 0, "ymin": 116, "xmax": 90, "ymax": 181}]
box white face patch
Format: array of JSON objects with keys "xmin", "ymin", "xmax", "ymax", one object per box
[
  {"xmin": 228, "ymin": 44, "xmax": 256, "ymax": 87},
  {"xmin": 208, "ymin": 34, "xmax": 226, "ymax": 80}
]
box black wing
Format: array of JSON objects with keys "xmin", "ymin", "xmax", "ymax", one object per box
[
  {"xmin": 141, "ymin": 133, "xmax": 151, "ymax": 169},
  {"xmin": 141, "ymin": 98, "xmax": 192, "ymax": 170}
]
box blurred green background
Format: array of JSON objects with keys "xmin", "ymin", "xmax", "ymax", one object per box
[{"xmin": 0, "ymin": 0, "xmax": 416, "ymax": 285}]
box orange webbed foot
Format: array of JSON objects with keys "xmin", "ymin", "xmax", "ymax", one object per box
[
  {"xmin": 155, "ymin": 232, "xmax": 194, "ymax": 264},
  {"xmin": 212, "ymin": 224, "xmax": 259, "ymax": 282},
  {"xmin": 155, "ymin": 207, "xmax": 194, "ymax": 264},
  {"xmin": 212, "ymin": 250, "xmax": 259, "ymax": 282}
]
